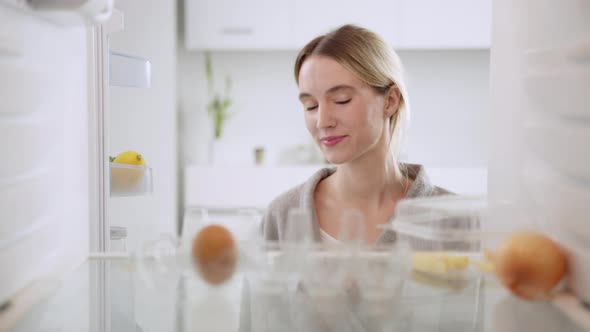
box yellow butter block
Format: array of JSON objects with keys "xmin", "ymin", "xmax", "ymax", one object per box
[
  {"xmin": 474, "ymin": 259, "xmax": 495, "ymax": 273},
  {"xmin": 412, "ymin": 252, "xmax": 470, "ymax": 275}
]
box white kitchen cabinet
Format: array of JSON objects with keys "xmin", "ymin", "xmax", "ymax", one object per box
[
  {"xmin": 292, "ymin": 0, "xmax": 402, "ymax": 48},
  {"xmin": 185, "ymin": 0, "xmax": 491, "ymax": 50},
  {"xmin": 294, "ymin": 0, "xmax": 491, "ymax": 49},
  {"xmin": 184, "ymin": 0, "xmax": 293, "ymax": 50},
  {"xmin": 397, "ymin": 0, "xmax": 492, "ymax": 49}
]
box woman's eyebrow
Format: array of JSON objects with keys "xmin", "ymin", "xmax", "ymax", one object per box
[
  {"xmin": 298, "ymin": 85, "xmax": 355, "ymax": 101},
  {"xmin": 298, "ymin": 92, "xmax": 312, "ymax": 101},
  {"xmin": 325, "ymin": 85, "xmax": 355, "ymax": 95}
]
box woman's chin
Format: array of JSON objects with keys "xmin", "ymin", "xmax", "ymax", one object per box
[{"xmin": 324, "ymin": 153, "xmax": 350, "ymax": 165}]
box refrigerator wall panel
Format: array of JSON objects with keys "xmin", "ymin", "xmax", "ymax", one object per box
[{"xmin": 0, "ymin": 3, "xmax": 90, "ymax": 306}]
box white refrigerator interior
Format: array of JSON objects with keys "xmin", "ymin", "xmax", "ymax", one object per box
[{"xmin": 0, "ymin": 1, "xmax": 91, "ymax": 310}]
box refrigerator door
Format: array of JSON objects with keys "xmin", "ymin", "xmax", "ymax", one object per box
[{"xmin": 490, "ymin": 0, "xmax": 590, "ymax": 304}]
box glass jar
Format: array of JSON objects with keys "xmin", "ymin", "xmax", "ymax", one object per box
[{"xmin": 110, "ymin": 226, "xmax": 136, "ymax": 331}]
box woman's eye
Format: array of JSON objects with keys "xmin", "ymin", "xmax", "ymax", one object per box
[
  {"xmin": 335, "ymin": 99, "xmax": 352, "ymax": 105},
  {"xmin": 306, "ymin": 105, "xmax": 318, "ymax": 111}
]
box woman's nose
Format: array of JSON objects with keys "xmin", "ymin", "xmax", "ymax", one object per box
[{"xmin": 316, "ymin": 104, "xmax": 336, "ymax": 129}]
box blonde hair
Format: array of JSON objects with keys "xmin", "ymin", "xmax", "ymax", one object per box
[{"xmin": 294, "ymin": 24, "xmax": 410, "ymax": 179}]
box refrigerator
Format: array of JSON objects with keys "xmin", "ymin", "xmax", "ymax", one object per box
[{"xmin": 0, "ymin": 0, "xmax": 589, "ymax": 331}]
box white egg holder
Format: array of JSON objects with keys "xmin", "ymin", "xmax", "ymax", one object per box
[
  {"xmin": 124, "ymin": 232, "xmax": 485, "ymax": 332},
  {"xmin": 237, "ymin": 242, "xmax": 481, "ymax": 332},
  {"xmin": 109, "ymin": 162, "xmax": 153, "ymax": 197},
  {"xmin": 242, "ymin": 246, "xmax": 412, "ymax": 332}
]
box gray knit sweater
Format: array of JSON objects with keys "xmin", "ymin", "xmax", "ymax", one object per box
[{"xmin": 260, "ymin": 163, "xmax": 450, "ymax": 245}]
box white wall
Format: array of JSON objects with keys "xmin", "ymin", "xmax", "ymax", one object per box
[
  {"xmin": 108, "ymin": 0, "xmax": 178, "ymax": 249},
  {"xmin": 401, "ymin": 50, "xmax": 490, "ymax": 167},
  {"xmin": 178, "ymin": 49, "xmax": 490, "ymax": 169}
]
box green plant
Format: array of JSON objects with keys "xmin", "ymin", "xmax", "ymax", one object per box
[{"xmin": 205, "ymin": 52, "xmax": 233, "ymax": 139}]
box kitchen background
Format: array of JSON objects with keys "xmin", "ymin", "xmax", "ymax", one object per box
[{"xmin": 108, "ymin": 0, "xmax": 490, "ymax": 250}]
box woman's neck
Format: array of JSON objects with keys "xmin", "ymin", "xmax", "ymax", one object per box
[{"xmin": 331, "ymin": 149, "xmax": 404, "ymax": 209}]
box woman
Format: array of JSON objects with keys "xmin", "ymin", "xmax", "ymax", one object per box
[
  {"xmin": 239, "ymin": 25, "xmax": 456, "ymax": 332},
  {"xmin": 261, "ymin": 24, "xmax": 449, "ymax": 245}
]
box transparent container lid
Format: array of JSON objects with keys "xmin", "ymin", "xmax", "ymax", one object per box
[{"xmin": 391, "ymin": 195, "xmax": 488, "ymax": 244}]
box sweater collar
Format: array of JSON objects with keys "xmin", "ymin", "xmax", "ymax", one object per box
[{"xmin": 300, "ymin": 163, "xmax": 436, "ymax": 243}]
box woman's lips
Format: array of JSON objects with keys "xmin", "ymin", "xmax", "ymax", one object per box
[{"xmin": 320, "ymin": 135, "xmax": 347, "ymax": 147}]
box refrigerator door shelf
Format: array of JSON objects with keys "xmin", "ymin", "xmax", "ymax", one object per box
[
  {"xmin": 550, "ymin": 227, "xmax": 590, "ymax": 305},
  {"xmin": 109, "ymin": 162, "xmax": 153, "ymax": 197},
  {"xmin": 560, "ymin": 243, "xmax": 590, "ymax": 305},
  {"xmin": 522, "ymin": 117, "xmax": 590, "ymax": 181},
  {"xmin": 522, "ymin": 0, "xmax": 590, "ymax": 50},
  {"xmin": 525, "ymin": 39, "xmax": 590, "ymax": 68},
  {"xmin": 552, "ymin": 292, "xmax": 590, "ymax": 331},
  {"xmin": 521, "ymin": 161, "xmax": 590, "ymax": 243},
  {"xmin": 109, "ymin": 51, "xmax": 151, "ymax": 88},
  {"xmin": 523, "ymin": 68, "xmax": 590, "ymax": 121}
]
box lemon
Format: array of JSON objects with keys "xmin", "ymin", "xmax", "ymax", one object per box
[
  {"xmin": 110, "ymin": 151, "xmax": 146, "ymax": 193},
  {"xmin": 112, "ymin": 151, "xmax": 146, "ymax": 166}
]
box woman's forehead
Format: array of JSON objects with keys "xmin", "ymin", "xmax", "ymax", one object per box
[{"xmin": 298, "ymin": 56, "xmax": 365, "ymax": 94}]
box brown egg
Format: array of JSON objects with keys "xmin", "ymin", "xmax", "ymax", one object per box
[
  {"xmin": 191, "ymin": 224, "xmax": 237, "ymax": 285},
  {"xmin": 494, "ymin": 231, "xmax": 567, "ymax": 300}
]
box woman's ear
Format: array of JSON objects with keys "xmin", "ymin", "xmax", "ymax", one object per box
[{"xmin": 384, "ymin": 85, "xmax": 401, "ymax": 118}]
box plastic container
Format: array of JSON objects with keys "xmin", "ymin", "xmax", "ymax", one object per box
[
  {"xmin": 389, "ymin": 195, "xmax": 511, "ymax": 285},
  {"xmin": 109, "ymin": 162, "xmax": 153, "ymax": 197},
  {"xmin": 401, "ymin": 276, "xmax": 485, "ymax": 332},
  {"xmin": 392, "ymin": 195, "xmax": 488, "ymax": 250},
  {"xmin": 386, "ymin": 195, "xmax": 494, "ymax": 332}
]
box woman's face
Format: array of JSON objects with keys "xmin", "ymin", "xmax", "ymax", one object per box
[{"xmin": 297, "ymin": 55, "xmax": 394, "ymax": 165}]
